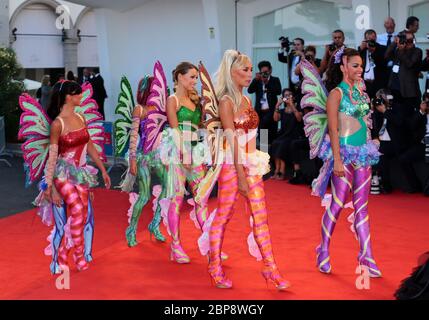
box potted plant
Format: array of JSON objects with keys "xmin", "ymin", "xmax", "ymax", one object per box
[{"xmin": 0, "ymin": 47, "xmax": 24, "ymax": 144}]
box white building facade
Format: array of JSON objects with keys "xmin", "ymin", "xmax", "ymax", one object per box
[
  {"xmin": 2, "ymin": 0, "xmax": 428, "ymax": 121},
  {"xmin": 5, "ymin": 0, "xmax": 99, "ymax": 84}
]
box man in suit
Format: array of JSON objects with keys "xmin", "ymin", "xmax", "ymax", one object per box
[
  {"xmin": 377, "ymin": 17, "xmax": 397, "ymax": 81},
  {"xmin": 421, "ymin": 50, "xmax": 429, "ymax": 94},
  {"xmin": 377, "ymin": 17, "xmax": 397, "ymax": 47},
  {"xmin": 386, "ymin": 30, "xmax": 422, "ymax": 117},
  {"xmin": 358, "ymin": 29, "xmax": 389, "ymax": 99},
  {"xmin": 248, "ymin": 61, "xmax": 282, "ymax": 144},
  {"xmin": 80, "ymin": 68, "xmax": 92, "ymax": 84},
  {"xmin": 89, "ymin": 68, "xmax": 108, "ymax": 119},
  {"xmin": 371, "ymin": 90, "xmax": 408, "ymax": 193},
  {"xmin": 398, "ymin": 94, "xmax": 429, "ymax": 193},
  {"xmin": 278, "ymin": 38, "xmax": 305, "ymax": 97}
]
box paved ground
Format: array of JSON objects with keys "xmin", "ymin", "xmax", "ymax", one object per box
[{"xmin": 0, "ymin": 156, "xmax": 126, "ymax": 218}]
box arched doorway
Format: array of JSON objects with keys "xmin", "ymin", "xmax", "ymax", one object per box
[{"xmin": 10, "ymin": 1, "xmax": 65, "ymax": 84}]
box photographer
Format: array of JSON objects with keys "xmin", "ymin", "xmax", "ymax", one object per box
[
  {"xmin": 371, "ymin": 89, "xmax": 405, "ymax": 194},
  {"xmin": 278, "ymin": 37, "xmax": 305, "ymax": 96},
  {"xmin": 248, "ymin": 60, "xmax": 282, "ymax": 144},
  {"xmin": 386, "ymin": 30, "xmax": 422, "ymax": 117},
  {"xmin": 398, "ymin": 93, "xmax": 429, "ymax": 194},
  {"xmin": 358, "ymin": 29, "xmax": 388, "ymax": 99},
  {"xmin": 270, "ymin": 89, "xmax": 303, "ymax": 180},
  {"xmin": 295, "ymin": 45, "xmax": 321, "ymax": 76},
  {"xmin": 319, "ymin": 29, "xmax": 345, "ymax": 75}
]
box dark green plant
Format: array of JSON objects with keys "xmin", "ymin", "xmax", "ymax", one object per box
[{"xmin": 0, "ymin": 47, "xmax": 24, "ymax": 142}]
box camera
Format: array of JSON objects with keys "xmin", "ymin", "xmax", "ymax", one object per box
[
  {"xmin": 398, "ymin": 33, "xmax": 407, "ymax": 45},
  {"xmin": 372, "ymin": 98, "xmax": 384, "ymax": 107},
  {"xmin": 261, "ymin": 71, "xmax": 270, "ymax": 79},
  {"xmin": 366, "ymin": 40, "xmax": 377, "ymax": 48},
  {"xmin": 328, "ymin": 43, "xmax": 337, "ymax": 52},
  {"xmin": 305, "ymin": 54, "xmax": 314, "ymax": 61},
  {"xmin": 279, "ymin": 36, "xmax": 293, "ymax": 52}
]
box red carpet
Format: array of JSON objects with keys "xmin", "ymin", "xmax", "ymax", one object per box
[{"xmin": 1, "ymin": 181, "xmax": 428, "ymax": 300}]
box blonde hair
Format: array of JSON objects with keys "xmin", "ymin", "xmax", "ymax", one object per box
[
  {"xmin": 214, "ymin": 49, "xmax": 251, "ymax": 112},
  {"xmin": 41, "ymin": 75, "xmax": 50, "ymax": 86},
  {"xmin": 173, "ymin": 61, "xmax": 201, "ymax": 106}
]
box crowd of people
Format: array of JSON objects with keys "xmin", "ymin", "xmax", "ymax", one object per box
[
  {"xmin": 248, "ymin": 16, "xmax": 429, "ymax": 195},
  {"xmin": 36, "ymin": 67, "xmax": 108, "ymax": 118}
]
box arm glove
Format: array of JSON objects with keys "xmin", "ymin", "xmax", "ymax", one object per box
[
  {"xmin": 129, "ymin": 116, "xmax": 141, "ymax": 160},
  {"xmin": 45, "ymin": 144, "xmax": 59, "ymax": 188}
]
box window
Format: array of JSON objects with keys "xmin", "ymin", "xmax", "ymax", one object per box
[{"xmin": 253, "ymin": 0, "xmax": 355, "ymax": 89}]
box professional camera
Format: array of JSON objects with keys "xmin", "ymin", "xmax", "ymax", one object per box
[
  {"xmin": 372, "ymin": 97, "xmax": 384, "ymax": 107},
  {"xmin": 328, "ymin": 43, "xmax": 337, "ymax": 52},
  {"xmin": 366, "ymin": 40, "xmax": 377, "ymax": 48},
  {"xmin": 279, "ymin": 36, "xmax": 293, "ymax": 52},
  {"xmin": 261, "ymin": 71, "xmax": 270, "ymax": 79},
  {"xmin": 305, "ymin": 54, "xmax": 314, "ymax": 62}
]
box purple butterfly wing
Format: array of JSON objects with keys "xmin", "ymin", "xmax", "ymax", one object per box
[{"xmin": 143, "ymin": 61, "xmax": 168, "ymax": 153}]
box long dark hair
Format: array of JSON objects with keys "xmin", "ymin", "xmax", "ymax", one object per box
[
  {"xmin": 47, "ymin": 80, "xmax": 82, "ymax": 120},
  {"xmin": 324, "ymin": 47, "xmax": 361, "ymax": 92}
]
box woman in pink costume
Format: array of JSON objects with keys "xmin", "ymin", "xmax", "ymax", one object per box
[{"xmin": 206, "ymin": 50, "xmax": 290, "ymax": 290}]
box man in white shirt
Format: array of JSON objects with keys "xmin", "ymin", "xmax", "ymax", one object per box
[{"xmin": 377, "ymin": 17, "xmax": 397, "ymax": 47}]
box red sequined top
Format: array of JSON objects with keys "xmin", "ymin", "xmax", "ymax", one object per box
[
  {"xmin": 58, "ymin": 127, "xmax": 90, "ymax": 166},
  {"xmin": 233, "ymin": 107, "xmax": 259, "ymax": 131}
]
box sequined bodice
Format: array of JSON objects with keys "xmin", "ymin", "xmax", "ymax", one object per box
[
  {"xmin": 177, "ymin": 106, "xmax": 201, "ymax": 128},
  {"xmin": 233, "ymin": 107, "xmax": 259, "ymax": 131},
  {"xmin": 177, "ymin": 106, "xmax": 201, "ymax": 146},
  {"xmin": 338, "ymin": 82, "xmax": 370, "ymax": 118},
  {"xmin": 337, "ymin": 81, "xmax": 370, "ymax": 147},
  {"xmin": 58, "ymin": 127, "xmax": 89, "ymax": 165}
]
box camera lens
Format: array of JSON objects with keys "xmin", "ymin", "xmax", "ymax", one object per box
[{"xmin": 373, "ymin": 98, "xmax": 384, "ymax": 106}]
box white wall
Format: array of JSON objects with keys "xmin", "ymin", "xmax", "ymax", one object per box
[
  {"xmin": 11, "ymin": 3, "xmax": 64, "ymax": 68},
  {"xmin": 0, "ymin": 0, "xmax": 8, "ymax": 47},
  {"xmin": 95, "ymin": 0, "xmax": 227, "ymax": 122},
  {"xmin": 9, "ymin": 0, "xmax": 86, "ymax": 24},
  {"xmin": 77, "ymin": 9, "xmax": 97, "ymax": 66}
]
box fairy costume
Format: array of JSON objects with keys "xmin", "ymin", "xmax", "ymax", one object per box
[
  {"xmin": 160, "ymin": 93, "xmax": 210, "ymax": 264},
  {"xmin": 300, "ymin": 56, "xmax": 382, "ymax": 277},
  {"xmin": 19, "ymin": 83, "xmax": 105, "ymax": 274},
  {"xmin": 115, "ymin": 69, "xmax": 168, "ymax": 246},
  {"xmin": 195, "ymin": 62, "xmax": 289, "ymax": 290}
]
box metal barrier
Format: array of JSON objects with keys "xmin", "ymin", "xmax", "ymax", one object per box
[{"xmin": 100, "ymin": 120, "xmax": 127, "ymax": 173}]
